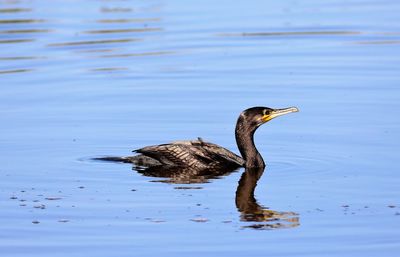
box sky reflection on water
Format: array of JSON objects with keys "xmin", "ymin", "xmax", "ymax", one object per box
[{"xmin": 1, "ymin": 0, "xmax": 400, "ymax": 256}]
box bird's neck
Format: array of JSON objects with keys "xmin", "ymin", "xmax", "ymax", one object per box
[{"xmin": 235, "ymin": 123, "xmax": 265, "ymax": 168}]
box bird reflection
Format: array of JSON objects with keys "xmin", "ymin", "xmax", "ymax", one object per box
[
  {"xmin": 236, "ymin": 167, "xmax": 299, "ymax": 230},
  {"xmin": 131, "ymin": 164, "xmax": 299, "ymax": 229},
  {"xmin": 133, "ymin": 164, "xmax": 239, "ymax": 184}
]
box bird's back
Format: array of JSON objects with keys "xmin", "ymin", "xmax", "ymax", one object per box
[{"xmin": 135, "ymin": 138, "xmax": 245, "ymax": 169}]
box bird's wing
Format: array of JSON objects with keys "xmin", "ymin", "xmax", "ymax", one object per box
[
  {"xmin": 135, "ymin": 138, "xmax": 245, "ymax": 168},
  {"xmin": 135, "ymin": 141, "xmax": 210, "ymax": 169},
  {"xmin": 192, "ymin": 139, "xmax": 245, "ymax": 167}
]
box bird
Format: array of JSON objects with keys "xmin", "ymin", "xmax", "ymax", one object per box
[{"xmin": 95, "ymin": 106, "xmax": 298, "ymax": 170}]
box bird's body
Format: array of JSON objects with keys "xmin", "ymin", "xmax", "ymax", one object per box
[
  {"xmin": 96, "ymin": 106, "xmax": 298, "ymax": 170},
  {"xmin": 101, "ymin": 138, "xmax": 244, "ymax": 169},
  {"xmin": 134, "ymin": 138, "xmax": 243, "ymax": 168}
]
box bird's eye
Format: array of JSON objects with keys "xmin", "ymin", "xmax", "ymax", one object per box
[{"xmin": 263, "ymin": 109, "xmax": 269, "ymax": 116}]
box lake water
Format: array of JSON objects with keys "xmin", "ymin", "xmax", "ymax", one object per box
[{"xmin": 1, "ymin": 0, "xmax": 400, "ymax": 256}]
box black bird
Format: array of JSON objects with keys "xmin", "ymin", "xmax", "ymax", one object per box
[{"xmin": 96, "ymin": 106, "xmax": 298, "ymax": 170}]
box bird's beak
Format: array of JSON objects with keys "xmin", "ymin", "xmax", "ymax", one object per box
[{"xmin": 262, "ymin": 107, "xmax": 299, "ymax": 123}]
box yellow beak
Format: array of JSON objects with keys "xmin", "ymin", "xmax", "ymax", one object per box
[{"xmin": 262, "ymin": 107, "xmax": 299, "ymax": 123}]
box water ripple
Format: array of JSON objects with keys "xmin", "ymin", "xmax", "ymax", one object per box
[
  {"xmin": 90, "ymin": 67, "xmax": 129, "ymax": 72},
  {"xmin": 100, "ymin": 7, "xmax": 133, "ymax": 13},
  {"xmin": 0, "ymin": 8, "xmax": 31, "ymax": 13},
  {"xmin": 356, "ymin": 40, "xmax": 400, "ymax": 45},
  {"xmin": 267, "ymin": 154, "xmax": 342, "ymax": 179},
  {"xmin": 47, "ymin": 38, "xmax": 141, "ymax": 47},
  {"xmin": 0, "ymin": 56, "xmax": 44, "ymax": 61},
  {"xmin": 96, "ymin": 18, "xmax": 161, "ymax": 23},
  {"xmin": 218, "ymin": 30, "xmax": 360, "ymax": 37},
  {"xmin": 99, "ymin": 51, "xmax": 175, "ymax": 58},
  {"xmin": 0, "ymin": 19, "xmax": 45, "ymax": 24},
  {"xmin": 0, "ymin": 69, "xmax": 32, "ymax": 74},
  {"xmin": 0, "ymin": 39, "xmax": 34, "ymax": 44},
  {"xmin": 0, "ymin": 29, "xmax": 51, "ymax": 34},
  {"xmin": 84, "ymin": 28, "xmax": 162, "ymax": 34},
  {"xmin": 246, "ymin": 31, "xmax": 359, "ymax": 36}
]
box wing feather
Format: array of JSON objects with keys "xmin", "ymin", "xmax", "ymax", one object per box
[{"xmin": 135, "ymin": 138, "xmax": 245, "ymax": 168}]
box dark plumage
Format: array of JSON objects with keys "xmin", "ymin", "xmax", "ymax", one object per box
[{"xmin": 95, "ymin": 106, "xmax": 298, "ymax": 170}]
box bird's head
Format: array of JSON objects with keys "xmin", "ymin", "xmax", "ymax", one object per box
[{"xmin": 239, "ymin": 106, "xmax": 299, "ymax": 129}]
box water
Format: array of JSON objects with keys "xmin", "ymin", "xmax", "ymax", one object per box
[{"xmin": 1, "ymin": 0, "xmax": 400, "ymax": 256}]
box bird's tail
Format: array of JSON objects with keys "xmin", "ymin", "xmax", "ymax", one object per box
[
  {"xmin": 92, "ymin": 156, "xmax": 132, "ymax": 163},
  {"xmin": 93, "ymin": 155, "xmax": 161, "ymax": 166}
]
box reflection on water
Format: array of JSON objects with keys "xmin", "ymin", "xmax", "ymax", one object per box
[
  {"xmin": 0, "ymin": 19, "xmax": 45, "ymax": 24},
  {"xmin": 219, "ymin": 31, "xmax": 360, "ymax": 37},
  {"xmin": 0, "ymin": 0, "xmax": 165, "ymax": 74},
  {"xmin": 84, "ymin": 28, "xmax": 162, "ymax": 34},
  {"xmin": 0, "ymin": 29, "xmax": 50, "ymax": 33},
  {"xmin": 98, "ymin": 50, "xmax": 175, "ymax": 58},
  {"xmin": 0, "ymin": 38, "xmax": 33, "ymax": 43},
  {"xmin": 356, "ymin": 40, "xmax": 400, "ymax": 45},
  {"xmin": 1, "ymin": 0, "xmax": 398, "ymax": 75},
  {"xmin": 120, "ymin": 161, "xmax": 298, "ymax": 229},
  {"xmin": 132, "ymin": 164, "xmax": 239, "ymax": 184},
  {"xmin": 1, "ymin": 0, "xmax": 400, "ymax": 256},
  {"xmin": 236, "ymin": 167, "xmax": 299, "ymax": 230},
  {"xmin": 0, "ymin": 68, "xmax": 32, "ymax": 74},
  {"xmin": 97, "ymin": 18, "xmax": 161, "ymax": 23},
  {"xmin": 100, "ymin": 7, "xmax": 133, "ymax": 13},
  {"xmin": 0, "ymin": 56, "xmax": 41, "ymax": 60},
  {"xmin": 90, "ymin": 67, "xmax": 129, "ymax": 72},
  {"xmin": 0, "ymin": 8, "xmax": 31, "ymax": 13},
  {"xmin": 48, "ymin": 38, "xmax": 141, "ymax": 47}
]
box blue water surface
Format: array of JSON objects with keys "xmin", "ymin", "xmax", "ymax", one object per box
[{"xmin": 1, "ymin": 0, "xmax": 400, "ymax": 256}]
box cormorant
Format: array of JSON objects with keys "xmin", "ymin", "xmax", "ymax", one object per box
[{"xmin": 95, "ymin": 106, "xmax": 298, "ymax": 169}]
